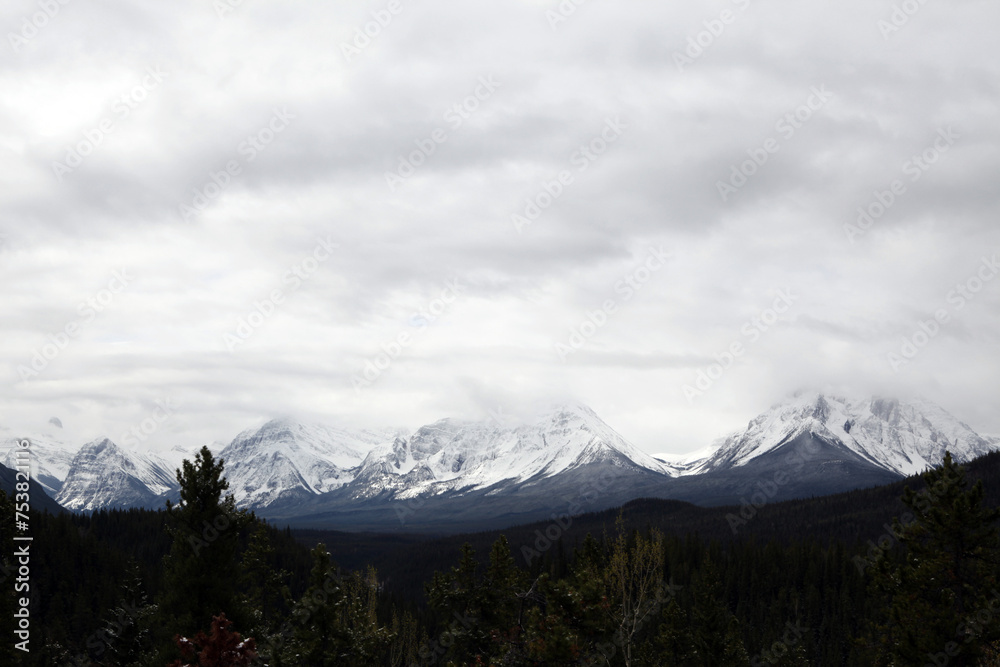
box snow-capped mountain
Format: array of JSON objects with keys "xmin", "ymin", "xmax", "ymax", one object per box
[
  {"xmin": 155, "ymin": 440, "xmax": 227, "ymax": 470},
  {"xmin": 337, "ymin": 404, "xmax": 674, "ymax": 503},
  {"xmin": 55, "ymin": 438, "xmax": 177, "ymax": 512},
  {"xmin": 1, "ymin": 430, "xmax": 78, "ymax": 498},
  {"xmin": 218, "ymin": 418, "xmax": 400, "ymax": 508},
  {"xmin": 694, "ymin": 392, "xmax": 995, "ymax": 477},
  {"xmin": 22, "ymin": 393, "xmax": 1000, "ymax": 530}
]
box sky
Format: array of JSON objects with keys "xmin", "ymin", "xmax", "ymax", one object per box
[{"xmin": 1, "ymin": 0, "xmax": 998, "ymax": 457}]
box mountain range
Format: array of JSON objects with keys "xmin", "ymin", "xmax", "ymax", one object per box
[{"xmin": 2, "ymin": 392, "xmax": 997, "ymax": 533}]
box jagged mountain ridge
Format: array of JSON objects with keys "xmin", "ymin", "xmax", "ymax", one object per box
[
  {"xmin": 55, "ymin": 438, "xmax": 176, "ymax": 512},
  {"xmin": 689, "ymin": 392, "xmax": 994, "ymax": 477},
  {"xmin": 338, "ymin": 405, "xmax": 675, "ymax": 503},
  {"xmin": 18, "ymin": 395, "xmax": 1000, "ymax": 528},
  {"xmin": 218, "ymin": 419, "xmax": 399, "ymax": 508}
]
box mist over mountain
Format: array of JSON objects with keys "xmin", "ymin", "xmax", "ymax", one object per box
[{"xmin": 7, "ymin": 392, "xmax": 996, "ymax": 532}]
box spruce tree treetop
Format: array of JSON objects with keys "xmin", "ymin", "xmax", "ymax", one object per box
[
  {"xmin": 160, "ymin": 445, "xmax": 248, "ymax": 643},
  {"xmin": 169, "ymin": 446, "xmax": 231, "ymax": 516}
]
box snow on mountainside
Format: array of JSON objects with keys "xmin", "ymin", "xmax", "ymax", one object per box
[
  {"xmin": 342, "ymin": 403, "xmax": 675, "ymax": 502},
  {"xmin": 696, "ymin": 392, "xmax": 996, "ymax": 476},
  {"xmin": 0, "ymin": 428, "xmax": 78, "ymax": 497},
  {"xmin": 15, "ymin": 395, "xmax": 1000, "ymax": 516},
  {"xmin": 219, "ymin": 418, "xmax": 399, "ymax": 508},
  {"xmin": 654, "ymin": 442, "xmax": 721, "ymax": 475},
  {"xmin": 55, "ymin": 438, "xmax": 176, "ymax": 512}
]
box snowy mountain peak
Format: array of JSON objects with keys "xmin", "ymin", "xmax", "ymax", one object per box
[
  {"xmin": 1, "ymin": 428, "xmax": 78, "ymax": 498},
  {"xmin": 219, "ymin": 418, "xmax": 396, "ymax": 507},
  {"xmin": 24, "ymin": 394, "xmax": 1000, "ymax": 520},
  {"xmin": 700, "ymin": 393, "xmax": 996, "ymax": 476},
  {"xmin": 341, "ymin": 402, "xmax": 672, "ymax": 503},
  {"xmin": 55, "ymin": 438, "xmax": 175, "ymax": 512}
]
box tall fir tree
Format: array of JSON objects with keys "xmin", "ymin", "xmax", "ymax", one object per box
[
  {"xmin": 276, "ymin": 543, "xmax": 390, "ymax": 667},
  {"xmin": 159, "ymin": 447, "xmax": 249, "ymax": 640},
  {"xmin": 870, "ymin": 451, "xmax": 1000, "ymax": 666}
]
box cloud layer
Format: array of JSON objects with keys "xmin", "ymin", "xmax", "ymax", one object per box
[{"xmin": 1, "ymin": 0, "xmax": 998, "ymax": 454}]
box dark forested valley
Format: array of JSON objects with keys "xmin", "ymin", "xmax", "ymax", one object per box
[{"xmin": 4, "ymin": 449, "xmax": 1000, "ymax": 666}]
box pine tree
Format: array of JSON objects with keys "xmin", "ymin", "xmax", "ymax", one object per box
[
  {"xmin": 277, "ymin": 544, "xmax": 390, "ymax": 666},
  {"xmin": 870, "ymin": 451, "xmax": 1000, "ymax": 666},
  {"xmin": 238, "ymin": 521, "xmax": 288, "ymax": 637},
  {"xmin": 687, "ymin": 560, "xmax": 750, "ymax": 666},
  {"xmin": 654, "ymin": 599, "xmax": 693, "ymax": 665},
  {"xmin": 481, "ymin": 535, "xmax": 527, "ymax": 660},
  {"xmin": 656, "ymin": 559, "xmax": 750, "ymax": 666},
  {"xmin": 425, "ymin": 542, "xmax": 488, "ymax": 662},
  {"xmin": 160, "ymin": 447, "xmax": 249, "ymax": 639},
  {"xmin": 97, "ymin": 560, "xmax": 158, "ymax": 666}
]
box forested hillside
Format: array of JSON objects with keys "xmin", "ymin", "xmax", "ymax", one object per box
[{"xmin": 3, "ymin": 448, "xmax": 1000, "ymax": 665}]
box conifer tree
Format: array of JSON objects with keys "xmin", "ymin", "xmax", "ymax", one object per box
[
  {"xmin": 425, "ymin": 542, "xmax": 488, "ymax": 662},
  {"xmin": 160, "ymin": 447, "xmax": 248, "ymax": 638},
  {"xmin": 870, "ymin": 451, "xmax": 1000, "ymax": 666},
  {"xmin": 654, "ymin": 598, "xmax": 693, "ymax": 665},
  {"xmin": 98, "ymin": 560, "xmax": 158, "ymax": 666},
  {"xmin": 238, "ymin": 521, "xmax": 288, "ymax": 637},
  {"xmin": 278, "ymin": 544, "xmax": 390, "ymax": 666},
  {"xmin": 687, "ymin": 560, "xmax": 750, "ymax": 666},
  {"xmin": 481, "ymin": 535, "xmax": 527, "ymax": 658}
]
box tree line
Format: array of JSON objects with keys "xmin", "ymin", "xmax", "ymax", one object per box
[{"xmin": 2, "ymin": 448, "xmax": 1000, "ymax": 665}]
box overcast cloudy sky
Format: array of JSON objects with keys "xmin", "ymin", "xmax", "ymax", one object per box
[{"xmin": 1, "ymin": 0, "xmax": 998, "ymax": 456}]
